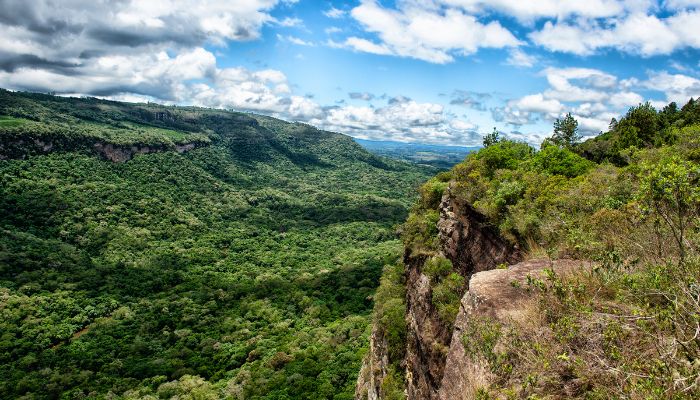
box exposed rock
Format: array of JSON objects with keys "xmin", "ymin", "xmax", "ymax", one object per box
[
  {"xmin": 359, "ymin": 180, "xmax": 592, "ymax": 399},
  {"xmin": 93, "ymin": 141, "xmax": 204, "ymax": 162},
  {"xmin": 438, "ymin": 259, "xmax": 588, "ymax": 399},
  {"xmin": 437, "ymin": 191, "xmax": 522, "ymax": 277},
  {"xmin": 0, "ymin": 137, "xmax": 204, "ymax": 162},
  {"xmin": 175, "ymin": 143, "xmax": 196, "ymax": 153},
  {"xmin": 404, "ymin": 191, "xmax": 522, "ymax": 399},
  {"xmin": 355, "ymin": 323, "xmax": 390, "ymax": 400}
]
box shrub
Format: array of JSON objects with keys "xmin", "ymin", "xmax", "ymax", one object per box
[
  {"xmin": 530, "ymin": 144, "xmax": 595, "ymax": 178},
  {"xmin": 423, "ymin": 255, "xmax": 453, "ymax": 282},
  {"xmin": 432, "ymin": 272, "xmax": 465, "ymax": 324},
  {"xmin": 474, "ymin": 140, "xmax": 534, "ymax": 176}
]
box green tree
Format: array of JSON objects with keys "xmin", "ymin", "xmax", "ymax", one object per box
[
  {"xmin": 483, "ymin": 127, "xmax": 501, "ymax": 147},
  {"xmin": 551, "ymin": 113, "xmax": 581, "ymax": 148},
  {"xmin": 639, "ymin": 157, "xmax": 700, "ymax": 264}
]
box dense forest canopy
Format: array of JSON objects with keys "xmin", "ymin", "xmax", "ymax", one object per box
[{"xmin": 0, "ymin": 90, "xmax": 433, "ymax": 399}]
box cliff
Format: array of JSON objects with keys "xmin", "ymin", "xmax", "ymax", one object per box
[{"xmin": 357, "ymin": 188, "xmax": 588, "ymax": 400}]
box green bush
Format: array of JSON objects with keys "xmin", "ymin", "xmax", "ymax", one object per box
[
  {"xmin": 432, "ymin": 272, "xmax": 465, "ymax": 324},
  {"xmin": 474, "ymin": 140, "xmax": 534, "ymax": 176},
  {"xmin": 530, "ymin": 143, "xmax": 595, "ymax": 178},
  {"xmin": 423, "ymin": 255, "xmax": 453, "ymax": 281}
]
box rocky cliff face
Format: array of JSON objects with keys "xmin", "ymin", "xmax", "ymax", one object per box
[
  {"xmin": 437, "ymin": 259, "xmax": 585, "ymax": 399},
  {"xmin": 404, "ymin": 191, "xmax": 522, "ymax": 399},
  {"xmin": 358, "ymin": 188, "xmax": 587, "ymax": 399},
  {"xmin": 94, "ymin": 142, "xmax": 199, "ymax": 162},
  {"xmin": 355, "ymin": 323, "xmax": 389, "ymax": 400}
]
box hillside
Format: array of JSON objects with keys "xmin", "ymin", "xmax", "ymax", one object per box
[
  {"xmin": 0, "ymin": 90, "xmax": 434, "ymax": 399},
  {"xmin": 357, "ymin": 99, "xmax": 700, "ymax": 399}
]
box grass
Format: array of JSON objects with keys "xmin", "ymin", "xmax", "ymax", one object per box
[
  {"xmin": 0, "ymin": 115, "xmax": 28, "ymax": 127},
  {"xmin": 464, "ymin": 256, "xmax": 700, "ymax": 399}
]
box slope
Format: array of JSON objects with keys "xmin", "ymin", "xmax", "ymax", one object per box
[
  {"xmin": 358, "ymin": 100, "xmax": 700, "ymax": 399},
  {"xmin": 0, "ymin": 90, "xmax": 433, "ymax": 399}
]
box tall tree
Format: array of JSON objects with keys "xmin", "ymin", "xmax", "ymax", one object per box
[
  {"xmin": 551, "ymin": 113, "xmax": 580, "ymax": 148},
  {"xmin": 482, "ymin": 127, "xmax": 500, "ymax": 147}
]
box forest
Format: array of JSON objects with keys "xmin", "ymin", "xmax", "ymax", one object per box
[{"xmin": 0, "ymin": 90, "xmax": 433, "ymax": 399}]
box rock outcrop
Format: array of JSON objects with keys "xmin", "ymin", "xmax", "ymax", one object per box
[
  {"xmin": 94, "ymin": 142, "xmax": 200, "ymax": 162},
  {"xmin": 437, "ymin": 259, "xmax": 587, "ymax": 399},
  {"xmin": 0, "ymin": 137, "xmax": 205, "ymax": 162},
  {"xmin": 358, "ymin": 188, "xmax": 589, "ymax": 400},
  {"xmin": 355, "ymin": 323, "xmax": 390, "ymax": 400},
  {"xmin": 404, "ymin": 191, "xmax": 522, "ymax": 399}
]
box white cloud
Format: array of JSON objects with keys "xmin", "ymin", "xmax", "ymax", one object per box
[
  {"xmin": 341, "ymin": 37, "xmax": 394, "ymax": 56},
  {"xmin": 506, "ymin": 48, "xmax": 537, "ymax": 67},
  {"xmin": 0, "ymin": 0, "xmax": 289, "ymax": 95},
  {"xmin": 287, "ymin": 96, "xmax": 325, "ymax": 119},
  {"xmin": 642, "ymin": 71, "xmax": 700, "ymax": 103},
  {"xmin": 492, "ymin": 66, "xmax": 648, "ymax": 137},
  {"xmin": 609, "ymin": 91, "xmax": 644, "ymax": 108},
  {"xmin": 276, "ymin": 17, "xmax": 304, "ymax": 27},
  {"xmin": 324, "ymin": 7, "xmax": 345, "ymax": 18},
  {"xmin": 277, "ymin": 34, "xmax": 314, "ymax": 46},
  {"xmin": 513, "ymin": 93, "xmax": 564, "ymax": 115},
  {"xmin": 349, "ymin": 92, "xmax": 375, "ymax": 101},
  {"xmin": 530, "ymin": 10, "xmax": 700, "ymax": 56},
  {"xmin": 440, "ymin": 0, "xmax": 636, "ymax": 22},
  {"xmin": 344, "ymin": 1, "xmax": 520, "ymax": 64},
  {"xmin": 664, "ymin": 0, "xmax": 700, "ymax": 10},
  {"xmin": 543, "ymin": 67, "xmax": 618, "ymax": 102},
  {"xmin": 315, "ymin": 97, "xmax": 481, "ymax": 144}
]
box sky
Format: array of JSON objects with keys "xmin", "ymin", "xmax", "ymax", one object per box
[{"xmin": 1, "ymin": 0, "xmax": 699, "ymax": 146}]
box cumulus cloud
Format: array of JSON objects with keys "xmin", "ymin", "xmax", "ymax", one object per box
[
  {"xmin": 492, "ymin": 66, "xmax": 650, "ymax": 136},
  {"xmin": 277, "ymin": 34, "xmax": 314, "ymax": 46},
  {"xmin": 642, "ymin": 71, "xmax": 700, "ymax": 103},
  {"xmin": 440, "ymin": 0, "xmax": 636, "ymax": 22},
  {"xmin": 332, "ymin": 0, "xmax": 698, "ymax": 60},
  {"xmin": 506, "ymin": 48, "xmax": 537, "ymax": 68},
  {"xmin": 324, "ymin": 7, "xmax": 345, "ymax": 19},
  {"xmin": 342, "ymin": 0, "xmax": 520, "ymax": 64},
  {"xmin": 349, "ymin": 92, "xmax": 375, "ymax": 101},
  {"xmin": 0, "ymin": 0, "xmax": 289, "ymax": 95},
  {"xmin": 449, "ymin": 91, "xmax": 490, "ymax": 110},
  {"xmin": 314, "ymin": 96, "xmax": 481, "ymax": 144},
  {"xmin": 530, "ymin": 10, "xmax": 700, "ymax": 56}
]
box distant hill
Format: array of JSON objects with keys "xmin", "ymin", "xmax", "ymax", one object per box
[
  {"xmin": 355, "ymin": 138, "xmax": 479, "ymax": 169},
  {"xmin": 0, "ymin": 89, "xmax": 433, "ymax": 399}
]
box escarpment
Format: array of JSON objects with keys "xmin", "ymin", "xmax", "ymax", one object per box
[
  {"xmin": 357, "ymin": 187, "xmax": 588, "ymax": 400},
  {"xmin": 437, "ymin": 259, "xmax": 588, "ymax": 399},
  {"xmin": 404, "ymin": 190, "xmax": 522, "ymax": 399},
  {"xmin": 355, "ymin": 323, "xmax": 390, "ymax": 400}
]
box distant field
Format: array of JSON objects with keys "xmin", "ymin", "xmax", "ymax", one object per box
[
  {"xmin": 0, "ymin": 115, "xmax": 28, "ymax": 127},
  {"xmin": 355, "ymin": 138, "xmax": 479, "ymax": 169}
]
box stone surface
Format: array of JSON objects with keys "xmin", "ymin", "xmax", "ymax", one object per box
[
  {"xmin": 355, "ymin": 323, "xmax": 389, "ymax": 400},
  {"xmin": 437, "ymin": 259, "xmax": 589, "ymax": 400}
]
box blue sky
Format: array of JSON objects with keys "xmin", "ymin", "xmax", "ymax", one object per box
[{"xmin": 1, "ymin": 0, "xmax": 699, "ymax": 145}]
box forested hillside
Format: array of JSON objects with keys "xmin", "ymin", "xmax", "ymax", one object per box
[
  {"xmin": 0, "ymin": 90, "xmax": 433, "ymax": 399},
  {"xmin": 360, "ymin": 98, "xmax": 700, "ymax": 399}
]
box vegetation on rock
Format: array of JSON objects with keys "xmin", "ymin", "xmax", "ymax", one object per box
[{"xmin": 366, "ymin": 97, "xmax": 700, "ymax": 399}]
